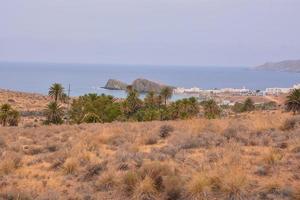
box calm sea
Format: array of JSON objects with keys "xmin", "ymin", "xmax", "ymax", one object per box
[{"xmin": 1, "ymin": 62, "xmax": 299, "ymax": 98}]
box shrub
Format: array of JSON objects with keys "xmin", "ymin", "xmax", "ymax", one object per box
[
  {"xmin": 232, "ymin": 102, "xmax": 244, "ymax": 113},
  {"xmin": 0, "ymin": 154, "xmax": 22, "ymax": 175},
  {"xmin": 139, "ymin": 161, "xmax": 172, "ymax": 190},
  {"xmin": 0, "ymin": 103, "xmax": 20, "ymax": 126},
  {"xmin": 242, "ymin": 98, "xmax": 255, "ymax": 112},
  {"xmin": 263, "ymin": 149, "xmax": 283, "ymax": 166},
  {"xmin": 222, "ymin": 123, "xmax": 250, "ymax": 144},
  {"xmin": 187, "ymin": 173, "xmax": 211, "ymax": 199},
  {"xmin": 215, "ymin": 168, "xmax": 249, "ymax": 200},
  {"xmin": 280, "ymin": 118, "xmax": 297, "ymax": 131},
  {"xmin": 133, "ymin": 176, "xmax": 158, "ymax": 200},
  {"xmin": 96, "ymin": 172, "xmax": 117, "ymax": 191},
  {"xmin": 63, "ymin": 158, "xmax": 78, "ymax": 174},
  {"xmin": 232, "ymin": 98, "xmax": 255, "ymax": 113},
  {"xmin": 82, "ymin": 112, "xmax": 102, "ymax": 123},
  {"xmin": 82, "ymin": 162, "xmax": 107, "ymax": 181},
  {"xmin": 7, "ymin": 109, "xmax": 20, "ymax": 126},
  {"xmin": 142, "ymin": 133, "xmax": 159, "ymax": 145},
  {"xmin": 159, "ymin": 125, "xmax": 174, "ymax": 138},
  {"xmin": 203, "ymin": 100, "xmax": 221, "ymax": 119},
  {"xmin": 254, "ymin": 165, "xmax": 270, "ymax": 176},
  {"xmin": 163, "ymin": 175, "xmax": 183, "ymax": 200},
  {"xmin": 121, "ymin": 171, "xmax": 140, "ymax": 196},
  {"xmin": 170, "ymin": 133, "xmax": 200, "ymax": 150}
]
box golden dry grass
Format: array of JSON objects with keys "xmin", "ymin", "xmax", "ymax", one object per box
[{"xmin": 0, "ymin": 110, "xmax": 299, "ymax": 199}]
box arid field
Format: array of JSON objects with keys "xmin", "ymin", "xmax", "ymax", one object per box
[
  {"xmin": 0, "ymin": 90, "xmax": 300, "ymax": 200},
  {"xmin": 0, "ymin": 111, "xmax": 299, "ymax": 199}
]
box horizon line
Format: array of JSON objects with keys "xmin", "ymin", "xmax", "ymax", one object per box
[{"xmin": 0, "ymin": 60, "xmax": 251, "ymax": 68}]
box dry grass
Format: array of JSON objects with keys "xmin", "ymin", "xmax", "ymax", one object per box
[{"xmin": 0, "ymin": 110, "xmax": 299, "ymax": 199}]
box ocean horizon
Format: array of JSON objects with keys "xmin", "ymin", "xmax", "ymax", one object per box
[{"xmin": 1, "ymin": 61, "xmax": 299, "ymax": 98}]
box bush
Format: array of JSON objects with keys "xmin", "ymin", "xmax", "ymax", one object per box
[
  {"xmin": 63, "ymin": 158, "xmax": 78, "ymax": 174},
  {"xmin": 232, "ymin": 98, "xmax": 255, "ymax": 113},
  {"xmin": 96, "ymin": 172, "xmax": 117, "ymax": 191},
  {"xmin": 163, "ymin": 175, "xmax": 183, "ymax": 200},
  {"xmin": 142, "ymin": 133, "xmax": 159, "ymax": 145},
  {"xmin": 121, "ymin": 171, "xmax": 140, "ymax": 196},
  {"xmin": 243, "ymin": 98, "xmax": 255, "ymax": 112},
  {"xmin": 187, "ymin": 173, "xmax": 211, "ymax": 199},
  {"xmin": 280, "ymin": 118, "xmax": 297, "ymax": 131},
  {"xmin": 0, "ymin": 104, "xmax": 20, "ymax": 126},
  {"xmin": 202, "ymin": 100, "xmax": 221, "ymax": 119},
  {"xmin": 82, "ymin": 112, "xmax": 102, "ymax": 123},
  {"xmin": 133, "ymin": 176, "xmax": 158, "ymax": 200},
  {"xmin": 263, "ymin": 149, "xmax": 283, "ymax": 166},
  {"xmin": 159, "ymin": 125, "xmax": 174, "ymax": 138},
  {"xmin": 0, "ymin": 154, "xmax": 22, "ymax": 175},
  {"xmin": 139, "ymin": 161, "xmax": 172, "ymax": 190},
  {"xmin": 70, "ymin": 94, "xmax": 121, "ymax": 124}
]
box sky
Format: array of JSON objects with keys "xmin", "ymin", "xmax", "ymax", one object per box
[{"xmin": 0, "ymin": 0, "xmax": 299, "ymax": 66}]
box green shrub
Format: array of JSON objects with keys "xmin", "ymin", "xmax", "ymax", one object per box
[
  {"xmin": 0, "ymin": 104, "xmax": 20, "ymax": 126},
  {"xmin": 203, "ymin": 100, "xmax": 221, "ymax": 119}
]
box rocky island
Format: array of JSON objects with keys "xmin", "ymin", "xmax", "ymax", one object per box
[
  {"xmin": 104, "ymin": 78, "xmax": 174, "ymax": 93},
  {"xmin": 256, "ymin": 59, "xmax": 300, "ymax": 72},
  {"xmin": 104, "ymin": 79, "xmax": 128, "ymax": 90}
]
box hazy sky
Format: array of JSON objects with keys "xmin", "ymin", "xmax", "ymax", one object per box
[{"xmin": 0, "ymin": 0, "xmax": 299, "ymax": 66}]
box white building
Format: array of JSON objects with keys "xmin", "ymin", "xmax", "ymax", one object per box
[
  {"xmin": 173, "ymin": 87, "xmax": 202, "ymax": 94},
  {"xmin": 265, "ymin": 87, "xmax": 291, "ymax": 95},
  {"xmin": 293, "ymin": 84, "xmax": 300, "ymax": 89}
]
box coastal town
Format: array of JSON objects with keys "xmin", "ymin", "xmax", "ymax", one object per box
[
  {"xmin": 173, "ymin": 83, "xmax": 300, "ymax": 106},
  {"xmin": 174, "ymin": 83, "xmax": 300, "ymax": 96}
]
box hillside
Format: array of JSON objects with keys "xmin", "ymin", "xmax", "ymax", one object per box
[
  {"xmin": 0, "ymin": 89, "xmax": 50, "ymax": 111},
  {"xmin": 0, "ymin": 112, "xmax": 300, "ymax": 199},
  {"xmin": 0, "ymin": 89, "xmax": 300, "ymax": 199},
  {"xmin": 256, "ymin": 60, "xmax": 300, "ymax": 72}
]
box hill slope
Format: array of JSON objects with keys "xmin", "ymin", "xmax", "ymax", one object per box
[{"xmin": 256, "ymin": 60, "xmax": 300, "ymax": 72}]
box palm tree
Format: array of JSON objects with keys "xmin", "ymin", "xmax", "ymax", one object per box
[
  {"xmin": 144, "ymin": 91, "xmax": 157, "ymax": 108},
  {"xmin": 7, "ymin": 109, "xmax": 20, "ymax": 126},
  {"xmin": 0, "ymin": 104, "xmax": 20, "ymax": 126},
  {"xmin": 203, "ymin": 99, "xmax": 221, "ymax": 119},
  {"xmin": 44, "ymin": 102, "xmax": 64, "ymax": 124},
  {"xmin": 0, "ymin": 104, "xmax": 12, "ymax": 126},
  {"xmin": 123, "ymin": 85, "xmax": 142, "ymax": 118},
  {"xmin": 160, "ymin": 87, "xmax": 173, "ymax": 106},
  {"xmin": 285, "ymin": 89, "xmax": 300, "ymax": 115},
  {"xmin": 49, "ymin": 83, "xmax": 65, "ymax": 103}
]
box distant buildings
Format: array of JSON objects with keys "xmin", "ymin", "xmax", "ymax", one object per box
[
  {"xmin": 174, "ymin": 83, "xmax": 300, "ymax": 96},
  {"xmin": 265, "ymin": 84, "xmax": 300, "ymax": 95},
  {"xmin": 174, "ymin": 86, "xmax": 251, "ymax": 95}
]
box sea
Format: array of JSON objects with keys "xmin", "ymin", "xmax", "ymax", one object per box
[{"xmin": 1, "ymin": 62, "xmax": 299, "ymax": 99}]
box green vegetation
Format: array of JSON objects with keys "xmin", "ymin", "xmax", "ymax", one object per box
[
  {"xmin": 41, "ymin": 83, "xmax": 297, "ymax": 125},
  {"xmin": 232, "ymin": 98, "xmax": 255, "ymax": 113},
  {"xmin": 69, "ymin": 93, "xmax": 121, "ymax": 123},
  {"xmin": 202, "ymin": 99, "xmax": 221, "ymax": 119},
  {"xmin": 160, "ymin": 87, "xmax": 173, "ymax": 106},
  {"xmin": 67, "ymin": 86, "xmax": 200, "ymax": 123},
  {"xmin": 285, "ymin": 89, "xmax": 300, "ymax": 114},
  {"xmin": 44, "ymin": 102, "xmax": 64, "ymax": 124},
  {"xmin": 48, "ymin": 83, "xmax": 66, "ymax": 103},
  {"xmin": 0, "ymin": 104, "xmax": 20, "ymax": 126}
]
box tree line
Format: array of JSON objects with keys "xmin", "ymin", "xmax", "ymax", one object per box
[{"xmin": 1, "ymin": 83, "xmax": 300, "ymax": 126}]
